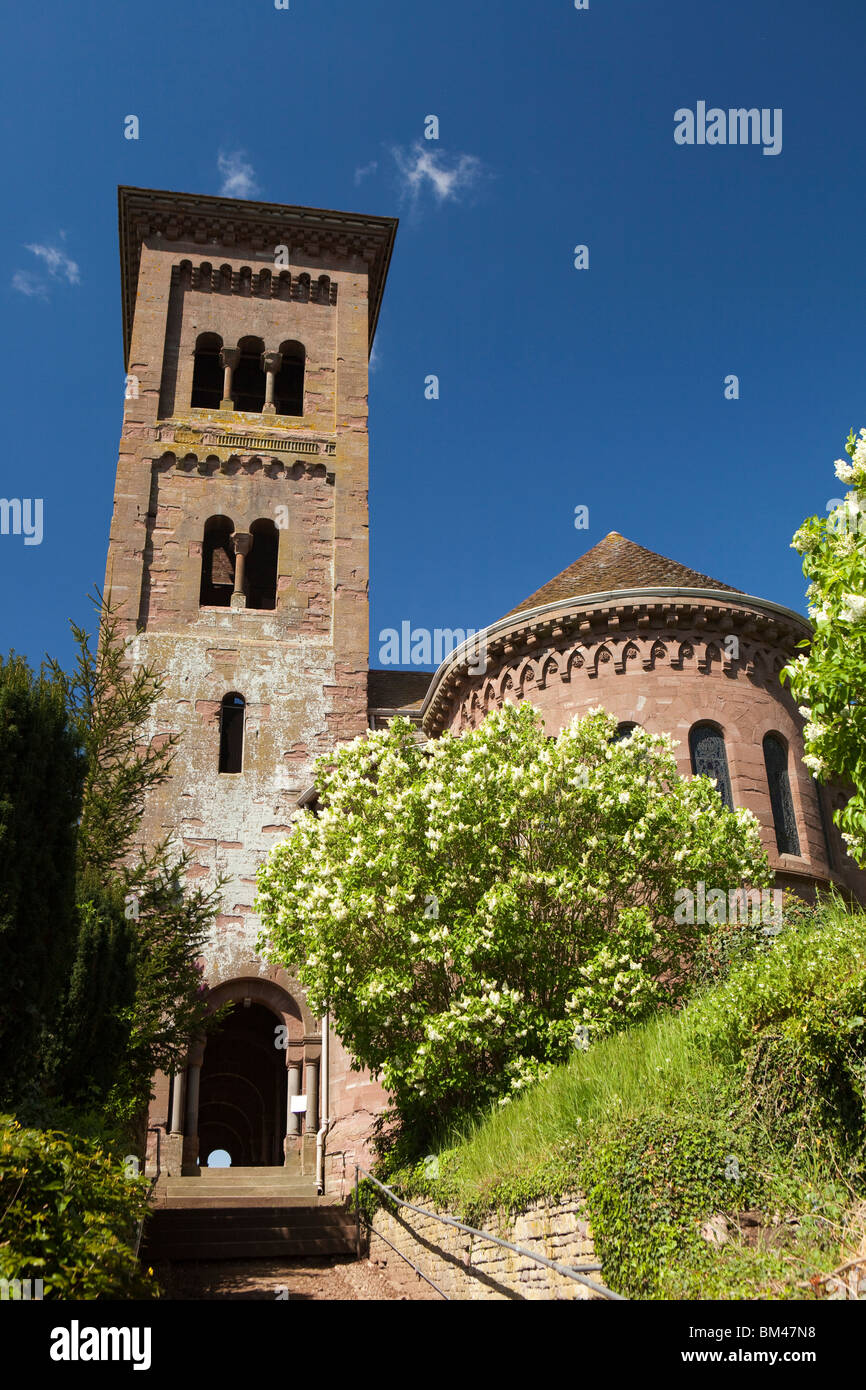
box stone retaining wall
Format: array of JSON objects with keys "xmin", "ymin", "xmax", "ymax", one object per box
[{"xmin": 369, "ymin": 1195, "xmax": 605, "ymax": 1300}]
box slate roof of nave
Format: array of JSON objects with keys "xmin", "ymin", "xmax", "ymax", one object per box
[
  {"xmin": 503, "ymin": 532, "xmax": 739, "ymax": 619},
  {"xmin": 367, "ymin": 669, "xmax": 431, "ymax": 711}
]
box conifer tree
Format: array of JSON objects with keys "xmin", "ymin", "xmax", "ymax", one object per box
[
  {"xmin": 0, "ymin": 655, "xmax": 82, "ymax": 1105},
  {"xmin": 48, "ymin": 594, "xmax": 223, "ymax": 1121}
]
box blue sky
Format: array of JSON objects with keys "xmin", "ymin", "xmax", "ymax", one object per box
[{"xmin": 2, "ymin": 0, "xmax": 865, "ymax": 672}]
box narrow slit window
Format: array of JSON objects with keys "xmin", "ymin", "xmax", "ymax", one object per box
[{"xmin": 219, "ymin": 693, "xmax": 245, "ymax": 774}]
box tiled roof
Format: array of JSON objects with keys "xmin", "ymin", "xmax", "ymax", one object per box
[
  {"xmin": 367, "ymin": 669, "xmax": 432, "ymax": 711},
  {"xmin": 504, "ymin": 532, "xmax": 739, "ymax": 618}
]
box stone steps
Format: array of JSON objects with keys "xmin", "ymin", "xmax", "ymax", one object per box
[
  {"xmin": 142, "ymin": 1205, "xmax": 357, "ymax": 1261},
  {"xmin": 143, "ymin": 1169, "xmax": 357, "ymax": 1260},
  {"xmin": 160, "ymin": 1183, "xmax": 319, "ymax": 1198},
  {"xmin": 193, "ymin": 1166, "xmax": 303, "ymax": 1178},
  {"xmin": 155, "ymin": 1167, "xmax": 319, "ymax": 1206}
]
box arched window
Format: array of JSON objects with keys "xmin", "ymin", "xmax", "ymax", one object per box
[
  {"xmin": 219, "ymin": 693, "xmax": 245, "ymax": 774},
  {"xmin": 246, "ymin": 519, "xmax": 279, "ymax": 611},
  {"xmin": 199, "ymin": 516, "xmax": 234, "ymax": 607},
  {"xmin": 232, "ymin": 336, "xmax": 266, "ymax": 413},
  {"xmin": 689, "ymin": 722, "xmax": 733, "ymax": 810},
  {"xmin": 191, "ymin": 332, "xmax": 223, "ymax": 409},
  {"xmin": 613, "ymin": 721, "xmax": 639, "ymax": 742},
  {"xmin": 763, "ymin": 733, "xmax": 800, "ymax": 855},
  {"xmin": 274, "ymin": 340, "xmax": 305, "ymax": 417}
]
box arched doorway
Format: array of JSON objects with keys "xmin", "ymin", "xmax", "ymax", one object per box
[{"xmin": 197, "ymin": 1002, "xmax": 288, "ymax": 1166}]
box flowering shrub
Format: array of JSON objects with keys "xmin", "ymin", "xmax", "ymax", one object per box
[
  {"xmin": 256, "ymin": 703, "xmax": 770, "ymax": 1141},
  {"xmin": 782, "ymin": 428, "xmax": 866, "ymax": 865}
]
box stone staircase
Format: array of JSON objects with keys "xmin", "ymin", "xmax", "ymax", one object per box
[{"xmin": 142, "ymin": 1166, "xmax": 357, "ymax": 1261}]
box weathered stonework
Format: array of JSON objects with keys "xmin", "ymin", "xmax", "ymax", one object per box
[
  {"xmin": 369, "ymin": 1195, "xmax": 604, "ymax": 1300},
  {"xmin": 107, "ymin": 187, "xmax": 397, "ymax": 1177}
]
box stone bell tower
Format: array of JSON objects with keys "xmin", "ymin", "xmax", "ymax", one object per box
[{"xmin": 107, "ymin": 186, "xmax": 397, "ymax": 1176}]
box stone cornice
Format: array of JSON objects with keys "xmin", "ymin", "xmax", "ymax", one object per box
[
  {"xmin": 153, "ymin": 449, "xmax": 334, "ymax": 483},
  {"xmin": 420, "ymin": 586, "xmax": 812, "ymax": 734},
  {"xmin": 118, "ymin": 185, "xmax": 398, "ymax": 365}
]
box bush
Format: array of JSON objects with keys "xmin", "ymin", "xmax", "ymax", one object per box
[
  {"xmin": 258, "ymin": 703, "xmax": 770, "ymax": 1150},
  {"xmin": 0, "ymin": 1115, "xmax": 155, "ymax": 1299}
]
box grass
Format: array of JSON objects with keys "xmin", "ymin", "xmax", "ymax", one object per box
[
  {"xmin": 380, "ymin": 895, "xmax": 866, "ymax": 1297},
  {"xmin": 438, "ymin": 1007, "xmax": 727, "ymax": 1203}
]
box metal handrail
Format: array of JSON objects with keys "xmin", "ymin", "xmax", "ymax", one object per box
[
  {"xmin": 354, "ymin": 1165, "xmax": 626, "ymax": 1301},
  {"xmin": 367, "ymin": 1223, "xmax": 450, "ymax": 1300},
  {"xmin": 133, "ymin": 1128, "xmax": 163, "ymax": 1263}
]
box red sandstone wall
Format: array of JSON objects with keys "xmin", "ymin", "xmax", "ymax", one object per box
[{"xmin": 438, "ymin": 610, "xmax": 866, "ymax": 903}]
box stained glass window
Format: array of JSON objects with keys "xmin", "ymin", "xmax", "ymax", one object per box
[
  {"xmin": 763, "ymin": 733, "xmax": 800, "ymax": 855},
  {"xmin": 689, "ymin": 723, "xmax": 733, "ymax": 810}
]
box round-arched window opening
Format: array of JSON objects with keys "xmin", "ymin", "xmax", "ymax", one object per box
[
  {"xmin": 219, "ymin": 692, "xmax": 245, "ymax": 774},
  {"xmin": 191, "ymin": 332, "xmax": 224, "ymax": 409},
  {"xmin": 613, "ymin": 721, "xmax": 639, "ymax": 743},
  {"xmin": 233, "ymin": 335, "xmax": 266, "ymax": 413},
  {"xmin": 274, "ymin": 339, "xmax": 305, "ymax": 417},
  {"xmin": 206, "ymin": 1149, "xmax": 232, "ymax": 1168},
  {"xmin": 763, "ymin": 732, "xmax": 801, "ymax": 856},
  {"xmin": 689, "ymin": 722, "xmax": 734, "ymax": 810}
]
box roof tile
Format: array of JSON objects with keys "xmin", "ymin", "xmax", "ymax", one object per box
[{"xmin": 504, "ymin": 532, "xmax": 738, "ymax": 618}]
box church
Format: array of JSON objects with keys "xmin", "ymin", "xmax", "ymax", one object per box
[{"xmin": 106, "ymin": 185, "xmax": 865, "ymax": 1189}]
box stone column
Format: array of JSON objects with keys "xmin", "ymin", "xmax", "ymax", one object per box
[
  {"xmin": 182, "ymin": 1040, "xmax": 205, "ymax": 1171},
  {"xmin": 184, "ymin": 1063, "xmax": 200, "ymax": 1138},
  {"xmin": 219, "ymin": 347, "xmax": 240, "ymax": 409},
  {"xmin": 230, "ymin": 531, "xmax": 251, "ymax": 610},
  {"xmin": 305, "ymin": 1059, "xmax": 319, "ymax": 1133},
  {"xmin": 286, "ymin": 1061, "xmax": 302, "ymax": 1136},
  {"xmin": 163, "ymin": 1067, "xmax": 187, "ymax": 1175},
  {"xmin": 170, "ymin": 1069, "xmax": 185, "ymax": 1133},
  {"xmin": 261, "ymin": 350, "xmax": 282, "ymax": 414}
]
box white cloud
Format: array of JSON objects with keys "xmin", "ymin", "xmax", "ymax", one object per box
[
  {"xmin": 11, "ymin": 237, "xmax": 80, "ymax": 299},
  {"xmin": 25, "ymin": 242, "xmax": 80, "ymax": 284},
  {"xmin": 370, "ymin": 340, "xmax": 382, "ymax": 374},
  {"xmin": 11, "ymin": 270, "xmax": 49, "ymax": 299},
  {"xmin": 354, "ymin": 160, "xmax": 379, "ymax": 186},
  {"xmin": 218, "ymin": 150, "xmax": 260, "ymax": 199},
  {"xmin": 391, "ymin": 142, "xmax": 483, "ymax": 206}
]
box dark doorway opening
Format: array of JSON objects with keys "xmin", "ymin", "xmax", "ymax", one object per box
[{"xmin": 198, "ymin": 1003, "xmax": 287, "ymax": 1167}]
